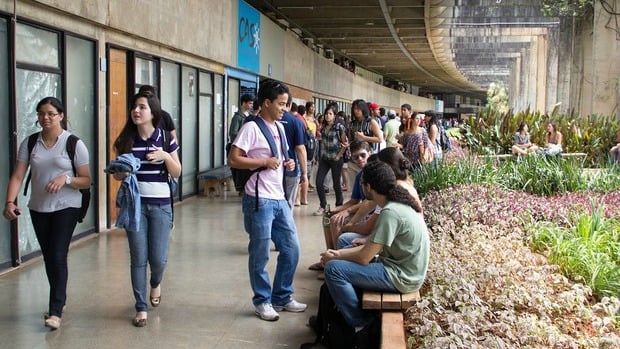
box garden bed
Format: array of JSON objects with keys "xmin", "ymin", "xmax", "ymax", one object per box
[{"xmin": 405, "ymin": 184, "xmax": 620, "ymax": 348}]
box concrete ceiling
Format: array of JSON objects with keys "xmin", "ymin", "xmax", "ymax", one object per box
[{"xmin": 244, "ymin": 0, "xmax": 559, "ymax": 98}]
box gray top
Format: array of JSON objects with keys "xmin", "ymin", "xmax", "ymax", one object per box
[
  {"xmin": 513, "ymin": 132, "xmax": 530, "ymax": 145},
  {"xmin": 17, "ymin": 130, "xmax": 89, "ymax": 212}
]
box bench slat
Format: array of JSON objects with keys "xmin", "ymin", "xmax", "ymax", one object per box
[
  {"xmin": 401, "ymin": 291, "xmax": 421, "ymax": 309},
  {"xmin": 381, "ymin": 293, "xmax": 403, "ymax": 310},
  {"xmin": 381, "ymin": 312, "xmax": 406, "ymax": 349},
  {"xmin": 362, "ymin": 291, "xmax": 382, "ymax": 310}
]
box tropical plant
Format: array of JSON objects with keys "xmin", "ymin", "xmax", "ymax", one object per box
[
  {"xmin": 460, "ymin": 107, "xmax": 619, "ymax": 166},
  {"xmin": 529, "ymin": 203, "xmax": 620, "ymax": 298}
]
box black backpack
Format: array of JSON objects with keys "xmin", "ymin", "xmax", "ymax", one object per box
[
  {"xmin": 24, "ymin": 133, "xmax": 91, "ymax": 223},
  {"xmin": 439, "ymin": 125, "xmax": 452, "ymax": 151},
  {"xmin": 301, "ymin": 283, "xmax": 379, "ymax": 349},
  {"xmin": 305, "ymin": 128, "xmax": 317, "ymax": 161},
  {"xmin": 231, "ymin": 117, "xmax": 289, "ymax": 209},
  {"xmin": 160, "ymin": 130, "xmax": 177, "ymax": 220}
]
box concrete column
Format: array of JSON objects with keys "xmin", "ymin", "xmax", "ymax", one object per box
[
  {"xmin": 527, "ymin": 38, "xmax": 538, "ymax": 110},
  {"xmin": 546, "ymin": 28, "xmax": 559, "ymax": 113},
  {"xmin": 591, "ymin": 0, "xmax": 620, "ymax": 117},
  {"xmin": 536, "ymin": 34, "xmax": 548, "ymax": 113}
]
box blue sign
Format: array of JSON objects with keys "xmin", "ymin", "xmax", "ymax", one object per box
[{"xmin": 238, "ymin": 0, "xmax": 260, "ymax": 73}]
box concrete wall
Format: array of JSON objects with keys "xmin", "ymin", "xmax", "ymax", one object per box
[
  {"xmin": 553, "ymin": 0, "xmax": 619, "ymax": 118},
  {"xmin": 591, "ymin": 0, "xmax": 620, "ymax": 117}
]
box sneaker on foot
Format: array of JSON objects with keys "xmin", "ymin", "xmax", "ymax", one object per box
[
  {"xmin": 273, "ymin": 299, "xmax": 307, "ymax": 312},
  {"xmin": 312, "ymin": 208, "xmax": 324, "ymax": 216},
  {"xmin": 255, "ymin": 303, "xmax": 280, "ymax": 321}
]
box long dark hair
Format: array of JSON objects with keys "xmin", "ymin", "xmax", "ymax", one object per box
[
  {"xmin": 114, "ymin": 91, "xmax": 162, "ymax": 154},
  {"xmin": 377, "ymin": 147, "xmax": 411, "ymax": 181},
  {"xmin": 37, "ymin": 97, "xmax": 68, "ymax": 130},
  {"xmin": 351, "ymin": 99, "xmax": 370, "ymax": 119},
  {"xmin": 362, "ymin": 161, "xmax": 420, "ymax": 212}
]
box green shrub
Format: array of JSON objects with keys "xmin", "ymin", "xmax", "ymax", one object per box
[
  {"xmin": 529, "ymin": 203, "xmax": 620, "ymax": 298},
  {"xmin": 414, "ymin": 156, "xmax": 620, "ymax": 197}
]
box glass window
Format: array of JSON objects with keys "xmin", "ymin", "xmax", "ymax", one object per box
[
  {"xmin": 135, "ymin": 57, "xmax": 157, "ymax": 88},
  {"xmin": 0, "ymin": 18, "xmax": 10, "ymax": 265},
  {"xmin": 160, "ymin": 61, "xmax": 180, "ymax": 199},
  {"xmin": 214, "ymin": 74, "xmax": 225, "ymax": 167},
  {"xmin": 181, "ymin": 66, "xmax": 198, "ymax": 195},
  {"xmin": 66, "ymin": 35, "xmax": 96, "ymax": 231},
  {"xmin": 16, "ymin": 69, "xmax": 62, "ymax": 255},
  {"xmin": 199, "ymin": 72, "xmax": 212, "ymax": 171},
  {"xmin": 16, "ymin": 23, "xmax": 59, "ymax": 68}
]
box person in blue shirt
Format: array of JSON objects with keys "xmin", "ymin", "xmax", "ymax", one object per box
[{"xmin": 281, "ymin": 96, "xmax": 307, "ymax": 208}]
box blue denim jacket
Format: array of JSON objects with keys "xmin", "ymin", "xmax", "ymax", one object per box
[{"xmin": 105, "ymin": 154, "xmax": 141, "ymax": 231}]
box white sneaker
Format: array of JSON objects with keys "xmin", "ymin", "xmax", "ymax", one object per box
[
  {"xmin": 312, "ymin": 208, "xmax": 324, "ymax": 216},
  {"xmin": 273, "ymin": 299, "xmax": 307, "ymax": 313},
  {"xmin": 255, "ymin": 303, "xmax": 280, "ymax": 321}
]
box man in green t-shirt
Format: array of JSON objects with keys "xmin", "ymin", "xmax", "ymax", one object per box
[{"xmin": 320, "ymin": 160, "xmax": 429, "ymax": 337}]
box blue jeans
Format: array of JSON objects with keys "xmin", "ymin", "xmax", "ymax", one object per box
[
  {"xmin": 337, "ymin": 232, "xmax": 367, "ymax": 249},
  {"xmin": 30, "ymin": 207, "xmax": 81, "ymax": 317},
  {"xmin": 242, "ymin": 194, "xmax": 300, "ymax": 306},
  {"xmin": 324, "ymin": 259, "xmax": 399, "ymax": 328},
  {"xmin": 126, "ymin": 203, "xmax": 173, "ymax": 312}
]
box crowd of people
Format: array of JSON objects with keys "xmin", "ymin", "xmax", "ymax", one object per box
[{"xmin": 8, "ymin": 77, "xmax": 616, "ymax": 347}]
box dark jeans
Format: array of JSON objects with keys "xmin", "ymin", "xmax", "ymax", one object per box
[
  {"xmin": 30, "ymin": 207, "xmax": 81, "ymax": 317},
  {"xmin": 316, "ymin": 157, "xmax": 344, "ymax": 209}
]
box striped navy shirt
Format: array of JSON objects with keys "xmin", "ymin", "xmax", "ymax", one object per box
[{"xmin": 132, "ymin": 128, "xmax": 179, "ymax": 205}]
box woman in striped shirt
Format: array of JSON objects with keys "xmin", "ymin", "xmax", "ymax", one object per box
[{"xmin": 112, "ymin": 91, "xmax": 181, "ymax": 327}]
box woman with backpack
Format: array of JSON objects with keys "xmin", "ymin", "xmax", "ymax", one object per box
[
  {"xmin": 111, "ymin": 91, "xmax": 181, "ymax": 327},
  {"xmin": 3, "ymin": 97, "xmax": 91, "ymax": 330},
  {"xmin": 313, "ymin": 104, "xmax": 348, "ymax": 216}
]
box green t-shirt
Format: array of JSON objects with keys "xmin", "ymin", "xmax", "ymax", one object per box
[{"xmin": 370, "ymin": 201, "xmax": 430, "ymax": 293}]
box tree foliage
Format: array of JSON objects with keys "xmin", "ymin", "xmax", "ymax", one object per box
[{"xmin": 542, "ymin": 0, "xmax": 594, "ymax": 17}]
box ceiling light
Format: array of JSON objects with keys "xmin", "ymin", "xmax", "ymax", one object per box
[{"xmin": 278, "ymin": 6, "xmax": 314, "ymax": 10}]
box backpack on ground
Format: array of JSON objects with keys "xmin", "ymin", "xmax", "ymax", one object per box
[
  {"xmin": 24, "ymin": 133, "xmax": 91, "ymax": 223},
  {"xmin": 301, "ymin": 283, "xmax": 380, "ymax": 349},
  {"xmin": 231, "ymin": 118, "xmax": 290, "ymax": 209}
]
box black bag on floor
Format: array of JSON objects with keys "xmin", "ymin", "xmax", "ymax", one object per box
[{"xmin": 301, "ymin": 283, "xmax": 379, "ymax": 349}]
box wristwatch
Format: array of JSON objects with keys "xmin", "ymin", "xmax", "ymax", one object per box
[{"xmin": 65, "ymin": 175, "xmax": 72, "ymax": 185}]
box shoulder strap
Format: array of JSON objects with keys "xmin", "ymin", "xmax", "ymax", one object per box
[
  {"xmin": 250, "ymin": 118, "xmax": 290, "ymax": 207},
  {"xmin": 162, "ymin": 129, "xmax": 171, "ymax": 154},
  {"xmin": 23, "ymin": 133, "xmax": 40, "ymax": 196},
  {"xmin": 254, "ymin": 117, "xmax": 289, "ymax": 161},
  {"xmin": 66, "ymin": 134, "xmax": 79, "ymax": 175}
]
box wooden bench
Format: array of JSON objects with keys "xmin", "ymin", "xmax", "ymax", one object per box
[
  {"xmin": 196, "ymin": 166, "xmax": 232, "ymax": 197},
  {"xmin": 479, "ymin": 152, "xmax": 587, "ymax": 162},
  {"xmin": 362, "ymin": 290, "xmax": 420, "ymax": 349}
]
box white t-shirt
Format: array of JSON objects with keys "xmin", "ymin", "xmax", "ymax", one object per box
[
  {"xmin": 17, "ymin": 130, "xmax": 89, "ymax": 212},
  {"xmin": 233, "ymin": 119, "xmax": 288, "ymax": 200}
]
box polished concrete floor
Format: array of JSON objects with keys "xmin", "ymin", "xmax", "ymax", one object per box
[{"xmin": 0, "ymin": 189, "xmax": 334, "ymax": 349}]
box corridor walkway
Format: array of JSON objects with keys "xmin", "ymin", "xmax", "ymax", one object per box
[{"xmin": 0, "ymin": 191, "xmax": 329, "ymax": 348}]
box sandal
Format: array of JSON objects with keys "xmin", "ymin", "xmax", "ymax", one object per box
[
  {"xmin": 150, "ymin": 285, "xmax": 161, "ymax": 307},
  {"xmin": 308, "ymin": 262, "xmax": 324, "ymax": 271},
  {"xmin": 133, "ymin": 312, "xmax": 147, "ymax": 327},
  {"xmin": 44, "ymin": 316, "xmax": 61, "ymax": 330}
]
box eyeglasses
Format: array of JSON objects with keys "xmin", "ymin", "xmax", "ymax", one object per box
[
  {"xmin": 36, "ymin": 111, "xmax": 59, "ymax": 118},
  {"xmin": 353, "ymin": 152, "xmax": 368, "ymax": 160}
]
